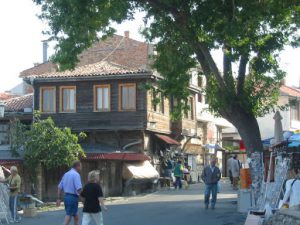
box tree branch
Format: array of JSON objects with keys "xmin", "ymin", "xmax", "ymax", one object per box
[
  {"xmin": 237, "ymin": 55, "xmax": 249, "ymax": 95},
  {"xmin": 223, "ymin": 45, "xmax": 232, "ymax": 82}
]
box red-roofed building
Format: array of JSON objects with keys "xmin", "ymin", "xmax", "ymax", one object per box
[{"xmin": 18, "ymin": 32, "xmax": 199, "ymax": 199}]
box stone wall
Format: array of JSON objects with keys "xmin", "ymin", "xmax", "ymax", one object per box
[{"xmin": 266, "ymin": 209, "xmax": 300, "ymax": 225}]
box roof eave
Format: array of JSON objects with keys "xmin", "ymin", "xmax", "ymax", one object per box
[{"xmin": 23, "ymin": 72, "xmax": 154, "ymax": 83}]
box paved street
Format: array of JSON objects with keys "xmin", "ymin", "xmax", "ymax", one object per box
[{"xmin": 20, "ymin": 180, "xmax": 246, "ymax": 225}]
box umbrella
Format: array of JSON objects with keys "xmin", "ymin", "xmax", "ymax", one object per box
[
  {"xmin": 273, "ymin": 111, "xmax": 284, "ymax": 144},
  {"xmin": 289, "ymin": 133, "xmax": 300, "ymax": 142}
]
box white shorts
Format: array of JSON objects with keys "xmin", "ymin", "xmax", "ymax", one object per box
[{"xmin": 82, "ymin": 212, "xmax": 103, "ymax": 225}]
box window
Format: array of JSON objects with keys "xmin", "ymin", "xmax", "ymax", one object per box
[
  {"xmin": 185, "ymin": 97, "xmax": 194, "ymax": 120},
  {"xmin": 291, "ymin": 100, "xmax": 300, "ymax": 121},
  {"xmin": 119, "ymin": 83, "xmax": 136, "ymax": 111},
  {"xmin": 60, "ymin": 86, "xmax": 76, "ymax": 112},
  {"xmin": 0, "ymin": 124, "xmax": 9, "ymax": 145},
  {"xmin": 198, "ymin": 94, "xmax": 203, "ymax": 103},
  {"xmin": 94, "ymin": 85, "xmax": 110, "ymax": 111},
  {"xmin": 198, "ymin": 76, "xmax": 203, "ymax": 87},
  {"xmin": 160, "ymin": 94, "xmax": 165, "ymax": 114},
  {"xmin": 40, "ymin": 87, "xmax": 56, "ymax": 113}
]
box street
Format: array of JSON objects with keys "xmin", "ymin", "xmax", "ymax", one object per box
[{"xmin": 20, "ymin": 180, "xmax": 246, "ymax": 225}]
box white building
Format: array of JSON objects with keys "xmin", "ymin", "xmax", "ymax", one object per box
[{"xmin": 223, "ymin": 85, "xmax": 300, "ymax": 142}]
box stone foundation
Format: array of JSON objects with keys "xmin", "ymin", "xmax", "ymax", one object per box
[{"xmin": 266, "ymin": 209, "xmax": 300, "ymax": 225}]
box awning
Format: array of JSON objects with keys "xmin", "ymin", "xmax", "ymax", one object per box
[
  {"xmin": 84, "ymin": 153, "xmax": 150, "ymax": 161},
  {"xmin": 184, "ymin": 144, "xmax": 203, "ymax": 155},
  {"xmin": 155, "ymin": 134, "xmax": 180, "ymax": 145},
  {"xmin": 0, "ymin": 160, "xmax": 22, "ymax": 165},
  {"xmin": 123, "ymin": 161, "xmax": 159, "ymax": 180}
]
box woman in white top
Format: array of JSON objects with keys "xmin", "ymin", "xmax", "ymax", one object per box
[{"xmin": 282, "ymin": 168, "xmax": 300, "ymax": 208}]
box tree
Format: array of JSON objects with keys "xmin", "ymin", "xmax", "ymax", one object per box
[
  {"xmin": 10, "ymin": 114, "xmax": 86, "ymax": 182},
  {"xmin": 34, "ymin": 0, "xmax": 299, "ymax": 199}
]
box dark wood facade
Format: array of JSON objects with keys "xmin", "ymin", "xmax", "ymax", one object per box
[{"xmin": 34, "ymin": 78, "xmax": 149, "ymax": 131}]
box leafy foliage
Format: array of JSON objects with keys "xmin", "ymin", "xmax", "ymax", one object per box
[
  {"xmin": 34, "ymin": 0, "xmax": 300, "ymax": 151},
  {"xmin": 10, "ymin": 113, "xmax": 86, "ymax": 181}
]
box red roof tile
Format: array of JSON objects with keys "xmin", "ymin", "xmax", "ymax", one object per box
[
  {"xmin": 20, "ymin": 34, "xmax": 152, "ymax": 78},
  {"xmin": 0, "ymin": 92, "xmax": 18, "ymax": 101},
  {"xmin": 4, "ymin": 94, "xmax": 33, "ymax": 112},
  {"xmin": 280, "ymin": 85, "xmax": 300, "ymax": 97},
  {"xmin": 155, "ymin": 134, "xmax": 180, "ymax": 145},
  {"xmin": 84, "ymin": 153, "xmax": 150, "ymax": 161},
  {"xmin": 27, "ymin": 61, "xmax": 149, "ymax": 80}
]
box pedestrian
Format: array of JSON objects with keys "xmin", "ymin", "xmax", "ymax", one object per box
[
  {"xmin": 174, "ymin": 160, "xmax": 184, "ymax": 189},
  {"xmin": 0, "ymin": 165, "xmax": 21, "ymax": 223},
  {"xmin": 282, "ymin": 168, "xmax": 300, "ymax": 208},
  {"xmin": 227, "ymin": 155, "xmax": 234, "ymax": 185},
  {"xmin": 81, "ymin": 170, "xmax": 107, "ymax": 225},
  {"xmin": 57, "ymin": 160, "xmax": 83, "ymax": 225},
  {"xmin": 231, "ymin": 155, "xmax": 240, "ymax": 190},
  {"xmin": 201, "ymin": 158, "xmax": 221, "ymax": 209}
]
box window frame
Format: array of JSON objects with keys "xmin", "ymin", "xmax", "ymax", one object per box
[
  {"xmin": 39, "ymin": 86, "xmax": 56, "ymax": 113},
  {"xmin": 59, "ymin": 86, "xmax": 77, "ymax": 113},
  {"xmin": 118, "ymin": 83, "xmax": 136, "ymax": 111},
  {"xmin": 93, "ymin": 84, "xmax": 111, "ymax": 112}
]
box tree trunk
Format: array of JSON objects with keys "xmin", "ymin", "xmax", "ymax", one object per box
[{"xmin": 224, "ymin": 107, "xmax": 264, "ymax": 204}]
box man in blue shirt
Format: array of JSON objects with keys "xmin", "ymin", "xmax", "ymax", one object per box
[{"xmin": 57, "ymin": 161, "xmax": 83, "ymax": 225}]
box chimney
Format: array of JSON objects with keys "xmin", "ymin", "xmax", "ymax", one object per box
[
  {"xmin": 124, "ymin": 31, "xmax": 129, "ymax": 38},
  {"xmin": 42, "ymin": 41, "xmax": 48, "ymax": 63}
]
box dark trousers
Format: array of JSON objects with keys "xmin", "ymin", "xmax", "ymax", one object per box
[
  {"xmin": 174, "ymin": 176, "xmax": 182, "ymax": 189},
  {"xmin": 229, "ymin": 170, "xmax": 233, "ymax": 184},
  {"xmin": 204, "ymin": 184, "xmax": 218, "ymax": 207}
]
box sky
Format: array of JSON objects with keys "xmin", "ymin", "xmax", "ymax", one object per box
[{"xmin": 0, "ymin": 1, "xmax": 299, "ymax": 93}]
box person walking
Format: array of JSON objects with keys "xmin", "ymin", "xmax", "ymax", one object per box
[
  {"xmin": 0, "ymin": 166, "xmax": 21, "ymax": 223},
  {"xmin": 174, "ymin": 160, "xmax": 184, "ymax": 189},
  {"xmin": 57, "ymin": 161, "xmax": 83, "ymax": 225},
  {"xmin": 81, "ymin": 170, "xmax": 107, "ymax": 225},
  {"xmin": 282, "ymin": 168, "xmax": 300, "ymax": 208},
  {"xmin": 227, "ymin": 155, "xmax": 234, "ymax": 185},
  {"xmin": 231, "ymin": 155, "xmax": 240, "ymax": 190},
  {"xmin": 201, "ymin": 158, "xmax": 221, "ymax": 209}
]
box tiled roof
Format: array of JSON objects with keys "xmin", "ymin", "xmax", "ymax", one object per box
[
  {"xmin": 83, "ymin": 153, "xmax": 150, "ymax": 161},
  {"xmin": 0, "ymin": 92, "xmax": 18, "ymax": 101},
  {"xmin": 4, "ymin": 94, "xmax": 33, "ymax": 112},
  {"xmin": 27, "ymin": 61, "xmax": 150, "ymax": 80},
  {"xmin": 280, "ymin": 85, "xmax": 300, "ymax": 97},
  {"xmin": 20, "ymin": 62, "xmax": 58, "ymax": 77},
  {"xmin": 20, "ymin": 34, "xmax": 151, "ymax": 78}
]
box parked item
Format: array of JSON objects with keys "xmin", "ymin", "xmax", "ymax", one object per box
[
  {"xmin": 57, "ymin": 161, "xmax": 83, "ymax": 225},
  {"xmin": 81, "ymin": 170, "xmax": 107, "ymax": 225},
  {"xmin": 0, "ymin": 165, "xmax": 22, "ymax": 223},
  {"xmin": 201, "ymin": 158, "xmax": 221, "ymax": 209}
]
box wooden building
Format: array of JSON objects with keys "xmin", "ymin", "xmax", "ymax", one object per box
[{"xmin": 19, "ymin": 33, "xmax": 199, "ymax": 199}]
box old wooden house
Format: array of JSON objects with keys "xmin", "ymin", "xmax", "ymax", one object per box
[{"xmin": 19, "ymin": 32, "xmax": 199, "ymax": 200}]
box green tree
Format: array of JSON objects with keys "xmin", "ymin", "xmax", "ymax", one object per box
[
  {"xmin": 10, "ymin": 114, "xmax": 86, "ymax": 181},
  {"xmin": 33, "ymin": 0, "xmax": 299, "ymax": 198}
]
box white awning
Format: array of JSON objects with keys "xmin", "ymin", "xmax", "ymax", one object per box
[{"xmin": 123, "ymin": 161, "xmax": 159, "ymax": 180}]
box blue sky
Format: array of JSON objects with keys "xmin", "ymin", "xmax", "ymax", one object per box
[{"xmin": 0, "ymin": 0, "xmax": 299, "ymax": 92}]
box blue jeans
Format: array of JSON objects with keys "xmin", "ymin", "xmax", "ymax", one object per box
[
  {"xmin": 64, "ymin": 193, "xmax": 79, "ymax": 216},
  {"xmin": 204, "ymin": 184, "xmax": 218, "ymax": 207},
  {"xmin": 9, "ymin": 195, "xmax": 19, "ymax": 221},
  {"xmin": 174, "ymin": 176, "xmax": 182, "ymax": 189}
]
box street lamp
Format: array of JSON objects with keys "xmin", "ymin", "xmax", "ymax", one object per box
[{"xmin": 0, "ymin": 102, "xmax": 5, "ymax": 118}]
